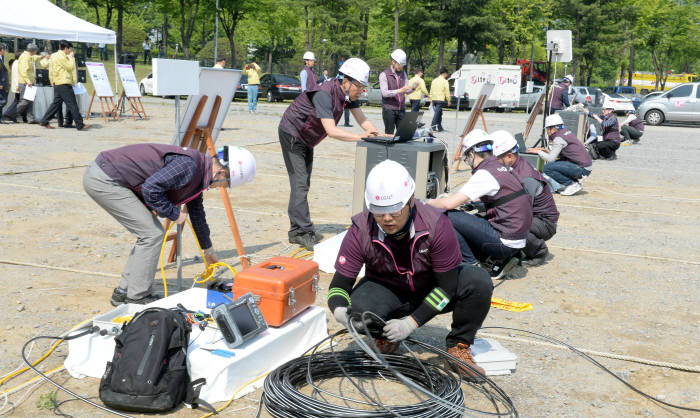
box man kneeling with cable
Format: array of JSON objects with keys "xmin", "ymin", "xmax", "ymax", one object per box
[{"xmin": 328, "ymin": 160, "xmax": 493, "ymax": 378}]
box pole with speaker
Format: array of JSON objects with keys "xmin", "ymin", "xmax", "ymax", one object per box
[{"xmin": 538, "ymin": 30, "xmax": 572, "ymax": 147}]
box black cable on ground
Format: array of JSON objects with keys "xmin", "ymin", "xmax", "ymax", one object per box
[
  {"xmin": 481, "ymin": 327, "xmax": 700, "ymax": 413},
  {"xmin": 21, "ymin": 327, "xmax": 134, "ymax": 418},
  {"xmin": 261, "ymin": 311, "xmax": 517, "ymax": 418}
]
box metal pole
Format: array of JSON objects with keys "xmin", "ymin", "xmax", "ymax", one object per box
[
  {"xmin": 540, "ymin": 49, "xmax": 553, "ymax": 147},
  {"xmin": 176, "ymin": 223, "xmax": 183, "ymax": 292},
  {"xmin": 455, "ymin": 97, "xmax": 460, "ymax": 132},
  {"xmin": 214, "ymin": 0, "xmax": 219, "ymax": 63},
  {"xmin": 529, "ymin": 33, "xmax": 535, "ymax": 82}
]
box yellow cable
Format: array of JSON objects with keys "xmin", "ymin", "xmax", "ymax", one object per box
[{"xmin": 0, "ymin": 365, "xmax": 65, "ymax": 397}]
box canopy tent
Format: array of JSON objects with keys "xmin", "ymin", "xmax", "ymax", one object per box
[
  {"xmin": 0, "ymin": 0, "xmax": 115, "ymax": 44},
  {"xmin": 0, "ymin": 0, "xmax": 119, "ymax": 92}
]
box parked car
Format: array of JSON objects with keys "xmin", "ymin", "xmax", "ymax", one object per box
[
  {"xmin": 603, "ymin": 86, "xmax": 642, "ymax": 109},
  {"xmin": 260, "ymin": 74, "xmax": 302, "ymax": 102},
  {"xmin": 139, "ymin": 73, "xmax": 153, "ymax": 96},
  {"xmin": 640, "ymin": 91, "xmax": 663, "ymax": 104},
  {"xmin": 234, "ymin": 75, "xmax": 262, "ymax": 100},
  {"xmin": 636, "ymin": 82, "xmax": 700, "ymax": 125},
  {"xmin": 601, "ymin": 92, "xmax": 635, "ymax": 114},
  {"xmin": 568, "ymin": 86, "xmax": 604, "ymax": 106},
  {"xmin": 516, "ymin": 85, "xmax": 544, "ymax": 110},
  {"xmin": 447, "ymin": 78, "xmax": 470, "ymax": 110}
]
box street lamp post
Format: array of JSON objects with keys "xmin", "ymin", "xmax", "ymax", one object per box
[{"xmin": 214, "ymin": 0, "xmax": 219, "ymax": 63}]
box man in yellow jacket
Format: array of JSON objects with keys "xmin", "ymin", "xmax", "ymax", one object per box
[
  {"xmin": 243, "ymin": 61, "xmax": 261, "ymax": 113},
  {"xmin": 429, "ymin": 67, "xmax": 451, "ymax": 132},
  {"xmin": 407, "ymin": 69, "xmax": 430, "ymax": 112},
  {"xmin": 6, "ymin": 43, "xmax": 48, "ymax": 123},
  {"xmin": 39, "ymin": 41, "xmax": 89, "ymax": 130}
]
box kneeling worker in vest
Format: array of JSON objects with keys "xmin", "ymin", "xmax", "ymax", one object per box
[
  {"xmin": 491, "ymin": 131, "xmax": 559, "ymax": 267},
  {"xmin": 329, "ymin": 160, "xmax": 493, "ymax": 378},
  {"xmin": 279, "ymin": 58, "xmax": 383, "ymax": 250},
  {"xmin": 527, "ymin": 114, "xmax": 592, "ymax": 196},
  {"xmin": 83, "ymin": 143, "xmax": 255, "ymax": 306}
]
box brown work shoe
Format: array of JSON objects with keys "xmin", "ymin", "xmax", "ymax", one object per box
[
  {"xmin": 374, "ymin": 338, "xmax": 398, "ymax": 354},
  {"xmin": 447, "ymin": 343, "xmax": 485, "ymax": 379}
]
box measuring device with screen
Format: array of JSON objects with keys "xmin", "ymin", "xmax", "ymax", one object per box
[{"xmin": 211, "ymin": 292, "xmax": 268, "ymax": 348}]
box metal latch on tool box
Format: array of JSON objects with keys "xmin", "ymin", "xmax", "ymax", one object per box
[
  {"xmin": 288, "ymin": 288, "xmax": 297, "ymax": 312},
  {"xmin": 312, "ymin": 274, "xmax": 319, "ymax": 293}
]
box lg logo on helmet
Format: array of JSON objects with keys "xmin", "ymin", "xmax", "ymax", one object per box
[{"xmin": 375, "ymin": 194, "xmax": 393, "ymax": 201}]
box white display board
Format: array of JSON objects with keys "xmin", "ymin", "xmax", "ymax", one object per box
[
  {"xmin": 85, "ymin": 62, "xmax": 114, "ymax": 97},
  {"xmin": 117, "ymin": 64, "xmax": 141, "ymax": 97},
  {"xmin": 546, "ymin": 30, "xmax": 573, "ymax": 63},
  {"xmin": 173, "ymin": 68, "xmax": 241, "ymax": 145},
  {"xmin": 152, "ymin": 58, "xmax": 200, "ymax": 96}
]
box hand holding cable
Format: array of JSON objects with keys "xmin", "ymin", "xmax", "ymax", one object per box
[
  {"xmin": 333, "ymin": 307, "xmax": 349, "ymax": 328},
  {"xmin": 383, "ymin": 316, "xmax": 418, "ymax": 342}
]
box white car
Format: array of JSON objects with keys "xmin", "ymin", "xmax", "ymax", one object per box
[
  {"xmin": 139, "ymin": 73, "xmax": 153, "ymax": 96},
  {"xmin": 602, "ymin": 92, "xmax": 635, "ymax": 114}
]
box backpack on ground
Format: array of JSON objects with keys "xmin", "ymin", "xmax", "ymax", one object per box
[{"xmin": 99, "ymin": 307, "xmax": 212, "ymax": 413}]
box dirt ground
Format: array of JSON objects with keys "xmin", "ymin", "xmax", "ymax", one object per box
[{"xmin": 0, "ymin": 97, "xmax": 699, "ymax": 417}]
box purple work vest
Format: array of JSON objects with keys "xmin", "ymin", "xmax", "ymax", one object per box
[
  {"xmin": 629, "ymin": 116, "xmax": 645, "ymax": 132},
  {"xmin": 302, "ymin": 66, "xmax": 317, "ymax": 92},
  {"xmin": 550, "ymin": 82, "xmax": 567, "ymax": 110},
  {"xmin": 475, "ymin": 157, "xmax": 532, "ymax": 241},
  {"xmin": 381, "ymin": 68, "xmax": 407, "ymax": 111},
  {"xmin": 602, "ymin": 113, "xmax": 621, "ymax": 142},
  {"xmin": 549, "ymin": 128, "xmax": 592, "ymax": 168},
  {"xmin": 351, "ymin": 201, "xmax": 444, "ymax": 293},
  {"xmin": 95, "ymin": 144, "xmax": 211, "ymax": 207},
  {"xmin": 279, "ymin": 78, "xmax": 346, "ymax": 148},
  {"xmin": 512, "ymin": 156, "xmax": 560, "ymax": 223}
]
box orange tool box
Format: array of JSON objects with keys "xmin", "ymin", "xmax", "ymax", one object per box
[{"xmin": 233, "ymin": 256, "xmax": 319, "ymax": 327}]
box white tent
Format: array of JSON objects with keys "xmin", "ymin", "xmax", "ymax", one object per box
[
  {"xmin": 0, "ymin": 0, "xmax": 118, "ymax": 91},
  {"xmin": 0, "ymin": 0, "xmax": 116, "ymax": 44}
]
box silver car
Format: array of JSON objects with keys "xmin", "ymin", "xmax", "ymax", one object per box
[
  {"xmin": 516, "ymin": 85, "xmax": 544, "ymax": 111},
  {"xmin": 636, "ymin": 82, "xmax": 700, "ymax": 125}
]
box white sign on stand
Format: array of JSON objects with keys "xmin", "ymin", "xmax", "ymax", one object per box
[
  {"xmin": 85, "ymin": 62, "xmax": 114, "ymax": 97},
  {"xmin": 117, "ymin": 64, "xmax": 140, "ymax": 97},
  {"xmin": 152, "ymin": 58, "xmax": 199, "ymax": 96}
]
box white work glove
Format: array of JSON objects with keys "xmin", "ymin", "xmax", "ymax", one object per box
[
  {"xmin": 333, "ymin": 307, "xmax": 349, "ymax": 328},
  {"xmin": 383, "ymin": 316, "xmax": 418, "ymax": 342}
]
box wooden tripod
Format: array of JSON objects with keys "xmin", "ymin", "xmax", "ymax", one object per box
[
  {"xmin": 162, "ymin": 94, "xmax": 250, "ymax": 269},
  {"xmin": 451, "ymin": 94, "xmax": 489, "ymax": 171},
  {"xmin": 85, "ymin": 90, "xmax": 119, "ymax": 123},
  {"xmin": 116, "ymin": 90, "xmax": 148, "ymax": 120}
]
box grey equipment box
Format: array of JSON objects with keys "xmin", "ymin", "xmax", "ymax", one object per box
[
  {"xmin": 352, "ymin": 141, "xmax": 448, "ymax": 215},
  {"xmin": 558, "ymin": 111, "xmax": 589, "ymax": 141}
]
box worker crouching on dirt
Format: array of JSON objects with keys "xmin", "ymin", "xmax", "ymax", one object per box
[
  {"xmin": 428, "ymin": 130, "xmax": 532, "ymax": 270},
  {"xmin": 278, "ymin": 57, "xmax": 383, "ymax": 251},
  {"xmin": 83, "ymin": 143, "xmax": 255, "ymax": 306},
  {"xmin": 328, "ymin": 160, "xmax": 492, "ymax": 378},
  {"xmin": 491, "ymin": 131, "xmax": 559, "ymax": 267}
]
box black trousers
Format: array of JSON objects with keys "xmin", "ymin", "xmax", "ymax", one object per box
[
  {"xmin": 620, "ymin": 125, "xmax": 642, "ymax": 142},
  {"xmin": 595, "ymin": 140, "xmax": 620, "ymax": 158},
  {"xmin": 343, "ymin": 108, "xmax": 351, "ymax": 125},
  {"xmin": 13, "ymin": 84, "xmax": 36, "ymax": 122},
  {"xmin": 382, "ymin": 108, "xmax": 405, "ymax": 134},
  {"xmin": 410, "ymin": 99, "xmax": 421, "ymax": 112},
  {"xmin": 350, "ymin": 264, "xmax": 493, "ymax": 347},
  {"xmin": 278, "ymin": 127, "xmax": 315, "ymax": 239},
  {"xmin": 523, "ymin": 216, "xmax": 557, "ymax": 259},
  {"xmin": 40, "ymin": 84, "xmax": 83, "ymax": 128},
  {"xmin": 431, "ymin": 100, "xmax": 446, "ymax": 131},
  {"xmin": 0, "ymin": 89, "xmax": 7, "ymax": 118}
]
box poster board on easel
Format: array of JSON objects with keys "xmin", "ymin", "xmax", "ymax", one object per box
[
  {"xmin": 116, "ymin": 64, "xmax": 148, "ymax": 120},
  {"xmin": 85, "ymin": 61, "xmax": 118, "ymax": 122},
  {"xmin": 451, "ymin": 83, "xmax": 495, "ymax": 171}
]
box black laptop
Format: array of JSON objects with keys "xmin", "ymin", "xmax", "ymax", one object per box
[{"xmin": 362, "ymin": 111, "xmax": 423, "ymax": 144}]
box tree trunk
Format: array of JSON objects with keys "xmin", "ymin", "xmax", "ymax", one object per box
[
  {"xmin": 359, "ymin": 7, "xmax": 369, "ymax": 59},
  {"xmin": 163, "ymin": 14, "xmax": 169, "ymax": 56},
  {"xmin": 93, "ymin": 4, "xmax": 101, "ymax": 26},
  {"xmin": 267, "ymin": 35, "xmax": 274, "ymax": 73},
  {"xmin": 393, "ymin": 0, "xmax": 399, "ymax": 50},
  {"xmin": 574, "ymin": 13, "xmax": 582, "ymax": 81},
  {"xmin": 228, "ymin": 36, "xmax": 235, "ymax": 68},
  {"xmin": 304, "ymin": 6, "xmax": 310, "ymax": 50},
  {"xmin": 498, "ymin": 39, "xmax": 505, "ymax": 64},
  {"xmin": 116, "ymin": 0, "xmax": 123, "ymax": 56},
  {"xmin": 457, "ymin": 35, "xmax": 463, "ymax": 70},
  {"xmin": 438, "ymin": 35, "xmax": 445, "ymax": 70},
  {"xmin": 619, "ymin": 64, "xmax": 625, "ymax": 87},
  {"xmin": 105, "ymin": 0, "xmax": 112, "ymax": 29},
  {"xmin": 627, "ymin": 42, "xmax": 634, "ymax": 87}
]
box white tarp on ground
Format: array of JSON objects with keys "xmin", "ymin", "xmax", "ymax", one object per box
[{"xmin": 0, "ymin": 0, "xmax": 115, "ymax": 44}]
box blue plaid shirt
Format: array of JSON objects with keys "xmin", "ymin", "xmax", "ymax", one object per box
[{"xmin": 142, "ymin": 154, "xmax": 212, "ymax": 249}]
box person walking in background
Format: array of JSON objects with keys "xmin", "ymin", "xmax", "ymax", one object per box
[
  {"xmin": 98, "ymin": 43, "xmax": 107, "ymax": 61},
  {"xmin": 39, "ymin": 40, "xmax": 89, "ymax": 131},
  {"xmin": 320, "ymin": 69, "xmax": 331, "ymax": 83},
  {"xmin": 0, "ymin": 43, "xmax": 8, "ymax": 121},
  {"xmin": 142, "ymin": 38, "xmax": 152, "ymax": 64},
  {"xmin": 407, "ymin": 69, "xmax": 429, "ymax": 112},
  {"xmin": 379, "ymin": 49, "xmax": 414, "ymax": 134},
  {"xmin": 429, "ymin": 67, "xmax": 450, "ymax": 132},
  {"xmin": 5, "ymin": 43, "xmax": 48, "ymax": 124},
  {"xmin": 300, "ymin": 51, "xmax": 317, "ymax": 93},
  {"xmin": 3, "ymin": 58, "xmax": 19, "ymax": 122},
  {"xmin": 213, "ymin": 57, "xmax": 226, "ymax": 69},
  {"xmin": 86, "ymin": 43, "xmax": 93, "ymax": 58},
  {"xmin": 243, "ymin": 61, "xmax": 261, "ymax": 113},
  {"xmin": 620, "ymin": 109, "xmax": 644, "ymax": 144}
]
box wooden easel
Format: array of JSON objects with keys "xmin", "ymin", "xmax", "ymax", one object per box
[
  {"xmin": 162, "ymin": 95, "xmax": 250, "ymax": 269},
  {"xmin": 451, "ymin": 94, "xmax": 489, "ymax": 171},
  {"xmin": 116, "ymin": 90, "xmax": 148, "ymax": 120},
  {"xmin": 523, "ymin": 93, "xmax": 545, "ymax": 143},
  {"xmin": 85, "ymin": 90, "xmax": 119, "ymax": 123}
]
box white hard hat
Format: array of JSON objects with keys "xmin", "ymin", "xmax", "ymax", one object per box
[
  {"xmin": 544, "ymin": 114, "xmax": 564, "ymax": 128},
  {"xmin": 602, "ymin": 99, "xmax": 614, "ymax": 109},
  {"xmin": 364, "ymin": 160, "xmax": 415, "ymax": 214},
  {"xmin": 217, "ymin": 145, "xmax": 256, "ymax": 187},
  {"xmin": 491, "ymin": 130, "xmax": 518, "ymax": 157},
  {"xmin": 390, "ymin": 49, "xmax": 407, "ymax": 66},
  {"xmin": 303, "ymin": 51, "xmax": 315, "ymax": 61},
  {"xmin": 563, "ymin": 74, "xmax": 574, "ymax": 83},
  {"xmin": 462, "ymin": 129, "xmax": 492, "ymax": 154},
  {"xmin": 339, "ymin": 57, "xmax": 370, "ymax": 86}
]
